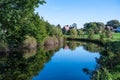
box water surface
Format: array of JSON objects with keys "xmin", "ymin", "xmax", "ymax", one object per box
[{"xmin": 32, "ymin": 43, "xmax": 100, "ymax": 80}]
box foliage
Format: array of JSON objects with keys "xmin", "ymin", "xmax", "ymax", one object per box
[
  {"xmin": 105, "ymin": 29, "xmax": 113, "ymax": 39},
  {"xmin": 69, "ymin": 28, "xmax": 78, "ymax": 38},
  {"xmin": 53, "ymin": 26, "xmax": 63, "ymax": 38},
  {"xmin": 23, "ymin": 35, "xmax": 37, "ymax": 49},
  {"xmin": 106, "ymin": 20, "xmax": 120, "ymax": 29},
  {"xmin": 45, "ymin": 23, "xmax": 63, "ymax": 39},
  {"xmin": 88, "ymin": 29, "xmax": 94, "ymax": 39},
  {"xmin": 44, "ymin": 36, "xmax": 59, "ymax": 45},
  {"xmin": 0, "ymin": 47, "xmax": 56, "ymax": 80},
  {"xmin": 45, "ymin": 21, "xmax": 54, "ymax": 36},
  {"xmin": 77, "ymin": 29, "xmax": 84, "ymax": 38},
  {"xmin": 0, "ymin": 0, "xmax": 46, "ymax": 48},
  {"xmin": 28, "ymin": 14, "xmax": 47, "ymax": 45},
  {"xmin": 99, "ymin": 30, "xmax": 106, "ymax": 41},
  {"xmin": 83, "ymin": 42, "xmax": 103, "ymax": 52},
  {"xmin": 0, "ymin": 41, "xmax": 63, "ymax": 80},
  {"xmin": 84, "ymin": 22, "xmax": 105, "ymax": 34},
  {"xmin": 90, "ymin": 41, "xmax": 120, "ymax": 80},
  {"xmin": 0, "ymin": 41, "xmax": 8, "ymax": 53}
]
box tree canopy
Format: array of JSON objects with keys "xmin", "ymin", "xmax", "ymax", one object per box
[
  {"xmin": 106, "ymin": 20, "xmax": 120, "ymax": 29},
  {"xmin": 0, "ymin": 0, "xmax": 46, "ymax": 48},
  {"xmin": 84, "ymin": 22, "xmax": 105, "ymax": 34}
]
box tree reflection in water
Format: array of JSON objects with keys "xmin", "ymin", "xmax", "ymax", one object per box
[
  {"xmin": 65, "ymin": 41, "xmax": 120, "ymax": 80},
  {"xmin": 0, "ymin": 41, "xmax": 120, "ymax": 80},
  {"xmin": 0, "ymin": 44, "xmax": 62, "ymax": 80},
  {"xmin": 82, "ymin": 41, "xmax": 120, "ymax": 80}
]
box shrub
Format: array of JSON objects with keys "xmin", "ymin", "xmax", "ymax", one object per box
[
  {"xmin": 0, "ymin": 42, "xmax": 8, "ymax": 52},
  {"xmin": 23, "ymin": 35, "xmax": 37, "ymax": 49},
  {"xmin": 100, "ymin": 31, "xmax": 105, "ymax": 41},
  {"xmin": 44, "ymin": 36, "xmax": 59, "ymax": 45},
  {"xmin": 23, "ymin": 49, "xmax": 37, "ymax": 59},
  {"xmin": 69, "ymin": 28, "xmax": 78, "ymax": 38},
  {"xmin": 88, "ymin": 29, "xmax": 94, "ymax": 39}
]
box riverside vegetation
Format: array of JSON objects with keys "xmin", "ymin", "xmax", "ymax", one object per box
[
  {"xmin": 0, "ymin": 0, "xmax": 63, "ymax": 52},
  {"xmin": 0, "ymin": 0, "xmax": 120, "ymax": 80}
]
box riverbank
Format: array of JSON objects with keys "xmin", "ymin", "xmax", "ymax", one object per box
[
  {"xmin": 0, "ymin": 36, "xmax": 64, "ymax": 53},
  {"xmin": 66, "ymin": 37, "xmax": 105, "ymax": 46},
  {"xmin": 64, "ymin": 32, "xmax": 120, "ymax": 44}
]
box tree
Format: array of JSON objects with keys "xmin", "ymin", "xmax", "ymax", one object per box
[
  {"xmin": 45, "ymin": 21, "xmax": 54, "ymax": 36},
  {"xmin": 106, "ymin": 20, "xmax": 120, "ymax": 29},
  {"xmin": 29, "ymin": 14, "xmax": 47, "ymax": 45},
  {"xmin": 52, "ymin": 25, "xmax": 63, "ymax": 38},
  {"xmin": 84, "ymin": 22, "xmax": 105, "ymax": 34},
  {"xmin": 88, "ymin": 29, "xmax": 94, "ymax": 39},
  {"xmin": 99, "ymin": 30, "xmax": 105, "ymax": 41},
  {"xmin": 72, "ymin": 23, "xmax": 77, "ymax": 29},
  {"xmin": 77, "ymin": 29, "xmax": 84, "ymax": 38},
  {"xmin": 0, "ymin": 0, "xmax": 46, "ymax": 48},
  {"xmin": 56, "ymin": 24, "xmax": 61, "ymax": 29},
  {"xmin": 69, "ymin": 28, "xmax": 78, "ymax": 38},
  {"xmin": 105, "ymin": 29, "xmax": 113, "ymax": 39}
]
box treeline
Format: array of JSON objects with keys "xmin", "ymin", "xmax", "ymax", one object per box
[
  {"xmin": 62, "ymin": 20, "xmax": 120, "ymax": 40},
  {"xmin": 0, "ymin": 0, "xmax": 63, "ymax": 50}
]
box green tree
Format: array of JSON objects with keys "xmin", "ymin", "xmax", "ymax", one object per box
[
  {"xmin": 45, "ymin": 21, "xmax": 54, "ymax": 36},
  {"xmin": 100, "ymin": 30, "xmax": 105, "ymax": 41},
  {"xmin": 106, "ymin": 20, "xmax": 120, "ymax": 29},
  {"xmin": 88, "ymin": 29, "xmax": 94, "ymax": 39},
  {"xmin": 77, "ymin": 29, "xmax": 84, "ymax": 38},
  {"xmin": 53, "ymin": 26, "xmax": 63, "ymax": 38},
  {"xmin": 0, "ymin": 0, "xmax": 46, "ymax": 48},
  {"xmin": 69, "ymin": 28, "xmax": 78, "ymax": 38},
  {"xmin": 105, "ymin": 30, "xmax": 112, "ymax": 39},
  {"xmin": 26, "ymin": 14, "xmax": 47, "ymax": 45},
  {"xmin": 84, "ymin": 22, "xmax": 105, "ymax": 34}
]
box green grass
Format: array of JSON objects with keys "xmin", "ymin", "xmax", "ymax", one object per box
[
  {"xmin": 64, "ymin": 32, "xmax": 120, "ymax": 42},
  {"xmin": 112, "ymin": 33, "xmax": 120, "ymax": 41}
]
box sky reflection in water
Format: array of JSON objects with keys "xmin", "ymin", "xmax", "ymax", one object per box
[{"xmin": 33, "ymin": 46, "xmax": 100, "ymax": 80}]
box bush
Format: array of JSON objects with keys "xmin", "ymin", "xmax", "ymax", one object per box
[
  {"xmin": 88, "ymin": 29, "xmax": 94, "ymax": 39},
  {"xmin": 100, "ymin": 31, "xmax": 105, "ymax": 41},
  {"xmin": 0, "ymin": 42, "xmax": 8, "ymax": 52},
  {"xmin": 23, "ymin": 36, "xmax": 37, "ymax": 49},
  {"xmin": 44, "ymin": 36, "xmax": 59, "ymax": 45},
  {"xmin": 69, "ymin": 28, "xmax": 78, "ymax": 38},
  {"xmin": 23, "ymin": 49, "xmax": 37, "ymax": 59}
]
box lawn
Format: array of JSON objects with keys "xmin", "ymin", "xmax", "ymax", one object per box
[
  {"xmin": 112, "ymin": 33, "xmax": 120, "ymax": 41},
  {"xmin": 64, "ymin": 32, "xmax": 120, "ymax": 42},
  {"xmin": 93, "ymin": 32, "xmax": 120, "ymax": 41}
]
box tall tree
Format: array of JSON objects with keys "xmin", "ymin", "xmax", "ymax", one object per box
[{"xmin": 0, "ymin": 0, "xmax": 46, "ymax": 48}]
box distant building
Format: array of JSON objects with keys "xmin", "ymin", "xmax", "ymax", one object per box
[
  {"xmin": 62, "ymin": 25, "xmax": 70, "ymax": 34},
  {"xmin": 62, "ymin": 24, "xmax": 78, "ymax": 34},
  {"xmin": 64, "ymin": 25, "xmax": 70, "ymax": 31},
  {"xmin": 105, "ymin": 25, "xmax": 113, "ymax": 31}
]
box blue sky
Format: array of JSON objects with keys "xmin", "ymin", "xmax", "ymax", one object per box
[{"xmin": 36, "ymin": 0, "xmax": 120, "ymax": 28}]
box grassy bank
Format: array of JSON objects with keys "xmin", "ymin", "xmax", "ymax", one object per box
[{"xmin": 64, "ymin": 33, "xmax": 120, "ymax": 42}]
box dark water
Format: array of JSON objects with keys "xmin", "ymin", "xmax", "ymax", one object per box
[{"xmin": 0, "ymin": 41, "xmax": 120, "ymax": 80}]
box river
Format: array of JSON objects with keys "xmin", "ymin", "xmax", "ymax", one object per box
[{"xmin": 0, "ymin": 41, "xmax": 120, "ymax": 80}]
